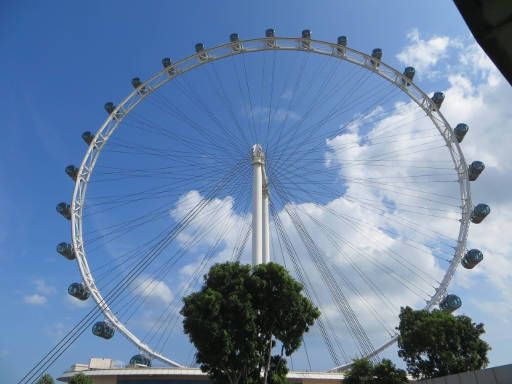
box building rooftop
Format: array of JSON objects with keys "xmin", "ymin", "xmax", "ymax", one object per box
[{"xmin": 58, "ymin": 357, "xmax": 345, "ymax": 383}]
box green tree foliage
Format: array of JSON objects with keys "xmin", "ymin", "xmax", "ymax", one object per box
[
  {"xmin": 373, "ymin": 359, "xmax": 409, "ymax": 384},
  {"xmin": 344, "ymin": 358, "xmax": 408, "ymax": 384},
  {"xmin": 36, "ymin": 373, "xmax": 54, "ymax": 384},
  {"xmin": 181, "ymin": 262, "xmax": 320, "ymax": 384},
  {"xmin": 344, "ymin": 358, "xmax": 374, "ymax": 384},
  {"xmin": 397, "ymin": 306, "xmax": 490, "ymax": 379},
  {"xmin": 68, "ymin": 373, "xmax": 93, "ymax": 384}
]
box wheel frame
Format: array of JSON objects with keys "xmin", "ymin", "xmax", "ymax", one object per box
[{"xmin": 70, "ymin": 35, "xmax": 472, "ymax": 369}]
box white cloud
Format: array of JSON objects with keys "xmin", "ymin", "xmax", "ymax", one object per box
[
  {"xmin": 65, "ymin": 294, "xmax": 91, "ymax": 308},
  {"xmin": 23, "ymin": 293, "xmax": 47, "ymax": 305},
  {"xmin": 34, "ymin": 278, "xmax": 56, "ymax": 295},
  {"xmin": 396, "ymin": 29, "xmax": 458, "ymax": 75},
  {"xmin": 133, "ymin": 276, "xmax": 174, "ymax": 304},
  {"xmin": 22, "ymin": 278, "xmax": 55, "ymax": 305}
]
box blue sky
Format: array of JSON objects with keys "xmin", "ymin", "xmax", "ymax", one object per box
[{"xmin": 2, "ymin": 1, "xmax": 511, "ymax": 382}]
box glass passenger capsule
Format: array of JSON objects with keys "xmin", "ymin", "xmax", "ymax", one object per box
[
  {"xmin": 81, "ymin": 131, "xmax": 94, "ymax": 145},
  {"xmin": 56, "ymin": 202, "xmax": 71, "ymax": 220},
  {"xmin": 461, "ymin": 249, "xmax": 483, "ymax": 269},
  {"xmin": 370, "ymin": 48, "xmax": 382, "ymax": 67},
  {"xmin": 104, "ymin": 102, "xmax": 115, "ymax": 114},
  {"xmin": 402, "ymin": 66, "xmax": 415, "ymax": 86},
  {"xmin": 195, "ymin": 43, "xmax": 208, "ymax": 62},
  {"xmin": 65, "ymin": 165, "xmax": 78, "ymax": 181},
  {"xmin": 265, "ymin": 28, "xmax": 276, "ymax": 48},
  {"xmin": 454, "ymin": 123, "xmax": 469, "ymax": 143},
  {"xmin": 301, "ymin": 29, "xmax": 312, "ymax": 49},
  {"xmin": 131, "ymin": 77, "xmax": 147, "ymax": 94},
  {"xmin": 439, "ymin": 294, "xmax": 462, "ymax": 312},
  {"xmin": 470, "ymin": 203, "xmax": 490, "ymax": 223},
  {"xmin": 431, "ymin": 92, "xmax": 445, "ymax": 109},
  {"xmin": 57, "ymin": 242, "xmax": 75, "ymax": 260},
  {"xmin": 336, "ymin": 36, "xmax": 347, "ymax": 55},
  {"xmin": 129, "ymin": 354, "xmax": 152, "ymax": 367},
  {"xmin": 131, "ymin": 77, "xmax": 142, "ymax": 89},
  {"xmin": 161, "ymin": 57, "xmax": 175, "ymax": 75},
  {"xmin": 337, "ymin": 36, "xmax": 348, "ymax": 47},
  {"xmin": 68, "ymin": 282, "xmax": 90, "ymax": 301},
  {"xmin": 468, "ymin": 161, "xmax": 485, "ymax": 181},
  {"xmin": 92, "ymin": 321, "xmax": 115, "ymax": 339},
  {"xmin": 230, "ymin": 33, "xmax": 241, "ymax": 52}
]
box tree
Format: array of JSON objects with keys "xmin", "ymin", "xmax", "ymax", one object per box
[
  {"xmin": 36, "ymin": 373, "xmax": 54, "ymax": 384},
  {"xmin": 343, "ymin": 358, "xmax": 374, "ymax": 384},
  {"xmin": 373, "ymin": 359, "xmax": 409, "ymax": 384},
  {"xmin": 344, "ymin": 358, "xmax": 408, "ymax": 384},
  {"xmin": 181, "ymin": 262, "xmax": 320, "ymax": 384},
  {"xmin": 68, "ymin": 373, "xmax": 93, "ymax": 384},
  {"xmin": 397, "ymin": 306, "xmax": 490, "ymax": 379}
]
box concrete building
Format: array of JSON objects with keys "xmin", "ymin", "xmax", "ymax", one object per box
[
  {"xmin": 57, "ymin": 357, "xmax": 345, "ymax": 383},
  {"xmin": 415, "ymin": 363, "xmax": 512, "ymax": 384}
]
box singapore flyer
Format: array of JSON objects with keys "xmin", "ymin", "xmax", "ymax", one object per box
[{"xmin": 53, "ymin": 30, "xmax": 490, "ymax": 373}]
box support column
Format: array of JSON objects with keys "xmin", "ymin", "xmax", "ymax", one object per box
[
  {"xmin": 262, "ymin": 188, "xmax": 270, "ymax": 263},
  {"xmin": 252, "ymin": 145, "xmax": 264, "ymax": 266},
  {"xmin": 262, "ymin": 161, "xmax": 270, "ymax": 263}
]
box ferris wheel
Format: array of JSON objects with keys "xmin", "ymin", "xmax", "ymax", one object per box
[{"xmin": 56, "ymin": 30, "xmax": 490, "ymax": 371}]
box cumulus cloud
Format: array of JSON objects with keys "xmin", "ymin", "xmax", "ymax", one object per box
[
  {"xmin": 396, "ymin": 29, "xmax": 459, "ymax": 75},
  {"xmin": 133, "ymin": 276, "xmax": 174, "ymax": 304},
  {"xmin": 34, "ymin": 278, "xmax": 56, "ymax": 295},
  {"xmin": 23, "ymin": 293, "xmax": 47, "ymax": 305},
  {"xmin": 23, "ymin": 278, "xmax": 55, "ymax": 305}
]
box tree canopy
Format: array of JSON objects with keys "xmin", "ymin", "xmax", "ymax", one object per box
[
  {"xmin": 36, "ymin": 373, "xmax": 54, "ymax": 384},
  {"xmin": 181, "ymin": 261, "xmax": 320, "ymax": 384},
  {"xmin": 68, "ymin": 373, "xmax": 93, "ymax": 384},
  {"xmin": 344, "ymin": 358, "xmax": 408, "ymax": 384},
  {"xmin": 397, "ymin": 306, "xmax": 490, "ymax": 379}
]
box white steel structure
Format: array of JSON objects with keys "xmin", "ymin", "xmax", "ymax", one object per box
[
  {"xmin": 252, "ymin": 144, "xmax": 270, "ymax": 266},
  {"xmin": 65, "ymin": 33, "xmax": 484, "ymax": 371}
]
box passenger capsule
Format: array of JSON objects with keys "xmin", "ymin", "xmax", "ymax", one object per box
[
  {"xmin": 470, "ymin": 203, "xmax": 490, "ymax": 223},
  {"xmin": 56, "ymin": 202, "xmax": 71, "ymax": 220},
  {"xmin": 162, "ymin": 57, "xmax": 171, "ymax": 68},
  {"xmin": 81, "ymin": 131, "xmax": 94, "ymax": 145},
  {"xmin": 65, "ymin": 165, "xmax": 79, "ymax": 181},
  {"xmin": 337, "ymin": 36, "xmax": 348, "ymax": 47},
  {"xmin": 336, "ymin": 36, "xmax": 347, "ymax": 55},
  {"xmin": 454, "ymin": 123, "xmax": 469, "ymax": 143},
  {"xmin": 431, "ymin": 92, "xmax": 445, "ymax": 109},
  {"xmin": 230, "ymin": 33, "xmax": 241, "ymax": 52},
  {"xmin": 161, "ymin": 57, "xmax": 175, "ymax": 75},
  {"xmin": 461, "ymin": 249, "xmax": 483, "ymax": 269},
  {"xmin": 129, "ymin": 354, "xmax": 152, "ymax": 367},
  {"xmin": 104, "ymin": 102, "xmax": 115, "ymax": 115},
  {"xmin": 68, "ymin": 282, "xmax": 90, "ymax": 301},
  {"xmin": 57, "ymin": 242, "xmax": 75, "ymax": 260},
  {"xmin": 92, "ymin": 321, "xmax": 115, "ymax": 339},
  {"xmin": 468, "ymin": 161, "xmax": 485, "ymax": 181},
  {"xmin": 195, "ymin": 43, "xmax": 207, "ymax": 62},
  {"xmin": 402, "ymin": 66, "xmax": 415, "ymax": 86},
  {"xmin": 265, "ymin": 28, "xmax": 276, "ymax": 48},
  {"xmin": 439, "ymin": 294, "xmax": 462, "ymax": 312},
  {"xmin": 370, "ymin": 48, "xmax": 382, "ymax": 67},
  {"xmin": 131, "ymin": 77, "xmax": 147, "ymax": 94},
  {"xmin": 195, "ymin": 42, "xmax": 205, "ymax": 52},
  {"xmin": 301, "ymin": 29, "xmax": 312, "ymax": 49},
  {"xmin": 131, "ymin": 77, "xmax": 143, "ymax": 89}
]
